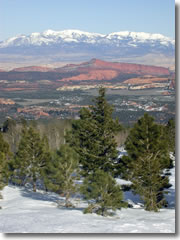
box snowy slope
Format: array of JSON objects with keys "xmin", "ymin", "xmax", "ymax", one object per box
[{"xmin": 0, "ymin": 166, "xmax": 175, "ymax": 233}]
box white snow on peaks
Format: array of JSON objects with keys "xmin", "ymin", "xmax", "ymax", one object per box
[
  {"xmin": 41, "ymin": 29, "xmax": 104, "ymax": 39},
  {"xmin": 106, "ymin": 31, "xmax": 174, "ymax": 44},
  {"xmin": 0, "ymin": 29, "xmax": 174, "ymax": 48},
  {"xmin": 42, "ymin": 29, "xmax": 57, "ymax": 36},
  {"xmin": 43, "ymin": 29, "xmax": 105, "ymax": 44},
  {"xmin": 56, "ymin": 29, "xmax": 104, "ymax": 37}
]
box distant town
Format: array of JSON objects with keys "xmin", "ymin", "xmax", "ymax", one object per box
[{"xmin": 0, "ymin": 84, "xmax": 175, "ymax": 125}]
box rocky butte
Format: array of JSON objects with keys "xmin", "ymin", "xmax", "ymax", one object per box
[
  {"xmin": 57, "ymin": 59, "xmax": 170, "ymax": 82},
  {"xmin": 0, "ymin": 59, "xmax": 174, "ymax": 92}
]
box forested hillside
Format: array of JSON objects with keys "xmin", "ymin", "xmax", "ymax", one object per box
[{"xmin": 0, "ymin": 88, "xmax": 175, "ymax": 225}]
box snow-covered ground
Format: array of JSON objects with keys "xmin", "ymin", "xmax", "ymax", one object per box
[
  {"xmin": 0, "ymin": 165, "xmax": 175, "ymax": 233},
  {"xmin": 0, "ymin": 186, "xmax": 175, "ymax": 233},
  {"xmin": 0, "ymin": 148, "xmax": 175, "ymax": 234}
]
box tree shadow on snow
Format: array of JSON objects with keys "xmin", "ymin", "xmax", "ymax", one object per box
[
  {"xmin": 123, "ymin": 188, "xmax": 175, "ymax": 209},
  {"xmin": 57, "ymin": 206, "xmax": 85, "ymax": 212},
  {"xmin": 165, "ymin": 188, "xmax": 175, "ymax": 209},
  {"xmin": 19, "ymin": 188, "xmax": 85, "ymax": 212},
  {"xmin": 20, "ymin": 188, "xmax": 61, "ymax": 203}
]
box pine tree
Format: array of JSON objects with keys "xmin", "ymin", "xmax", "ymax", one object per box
[
  {"xmin": 0, "ymin": 132, "xmax": 11, "ymax": 199},
  {"xmin": 44, "ymin": 144, "xmax": 79, "ymax": 208},
  {"xmin": 164, "ymin": 118, "xmax": 175, "ymax": 154},
  {"xmin": 67, "ymin": 87, "xmax": 122, "ymax": 175},
  {"xmin": 81, "ymin": 169, "xmax": 127, "ymax": 216},
  {"xmin": 13, "ymin": 126, "xmax": 51, "ymax": 192},
  {"xmin": 120, "ymin": 113, "xmax": 171, "ymax": 212}
]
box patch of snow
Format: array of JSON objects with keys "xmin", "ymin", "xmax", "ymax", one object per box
[
  {"xmin": 0, "ymin": 165, "xmax": 175, "ymax": 233},
  {"xmin": 116, "ymin": 178, "xmax": 132, "ymax": 186},
  {"xmin": 117, "ymin": 146, "xmax": 128, "ymax": 159},
  {"xmin": 170, "ymin": 152, "xmax": 175, "ymax": 161}
]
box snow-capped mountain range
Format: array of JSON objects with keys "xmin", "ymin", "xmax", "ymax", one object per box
[
  {"xmin": 0, "ymin": 30, "xmax": 175, "ymax": 68},
  {"xmin": 0, "ymin": 29, "xmax": 175, "ymax": 48}
]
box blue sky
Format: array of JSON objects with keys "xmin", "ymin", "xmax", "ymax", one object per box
[{"xmin": 0, "ymin": 0, "xmax": 175, "ymax": 41}]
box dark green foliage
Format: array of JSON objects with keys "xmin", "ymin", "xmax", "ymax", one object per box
[
  {"xmin": 12, "ymin": 126, "xmax": 51, "ymax": 192},
  {"xmin": 67, "ymin": 87, "xmax": 122, "ymax": 175},
  {"xmin": 120, "ymin": 113, "xmax": 171, "ymax": 212},
  {"xmin": 44, "ymin": 144, "xmax": 79, "ymax": 207},
  {"xmin": 164, "ymin": 118, "xmax": 175, "ymax": 154},
  {"xmin": 0, "ymin": 132, "xmax": 11, "ymax": 200},
  {"xmin": 66, "ymin": 88, "xmax": 126, "ymax": 215},
  {"xmin": 81, "ymin": 170, "xmax": 127, "ymax": 216}
]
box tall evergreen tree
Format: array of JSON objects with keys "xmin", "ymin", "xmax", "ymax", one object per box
[
  {"xmin": 120, "ymin": 113, "xmax": 171, "ymax": 212},
  {"xmin": 0, "ymin": 132, "xmax": 11, "ymax": 199},
  {"xmin": 81, "ymin": 169, "xmax": 127, "ymax": 216},
  {"xmin": 44, "ymin": 144, "xmax": 79, "ymax": 207},
  {"xmin": 67, "ymin": 87, "xmax": 122, "ymax": 175},
  {"xmin": 13, "ymin": 126, "xmax": 51, "ymax": 192}
]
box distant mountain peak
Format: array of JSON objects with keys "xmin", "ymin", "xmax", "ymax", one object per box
[
  {"xmin": 0, "ymin": 29, "xmax": 174, "ymax": 47},
  {"xmin": 42, "ymin": 29, "xmax": 56, "ymax": 35},
  {"xmin": 0, "ymin": 30, "xmax": 175, "ymax": 68}
]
